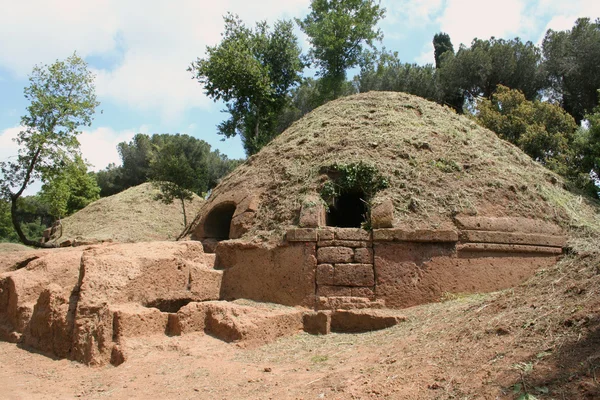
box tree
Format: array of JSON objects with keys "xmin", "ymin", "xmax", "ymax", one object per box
[
  {"xmin": 439, "ymin": 37, "xmax": 545, "ymax": 106},
  {"xmin": 39, "ymin": 155, "xmax": 100, "ymax": 220},
  {"xmin": 148, "ymin": 133, "xmax": 240, "ymax": 227},
  {"xmin": 92, "ymin": 133, "xmax": 240, "ymax": 198},
  {"xmin": 543, "ymin": 18, "xmax": 600, "ymax": 123},
  {"xmin": 149, "ymin": 142, "xmax": 197, "ymax": 228},
  {"xmin": 117, "ymin": 133, "xmax": 154, "ymax": 188},
  {"xmin": 433, "ymin": 32, "xmax": 454, "ymax": 69},
  {"xmin": 474, "ymin": 85, "xmax": 592, "ymax": 190},
  {"xmin": 431, "ymin": 33, "xmax": 464, "ymax": 112},
  {"xmin": 576, "ymin": 91, "xmax": 600, "ymax": 193},
  {"xmin": 0, "ymin": 53, "xmax": 99, "ymax": 247},
  {"xmin": 190, "ymin": 14, "xmax": 304, "ymax": 155},
  {"xmin": 93, "ymin": 163, "xmax": 124, "ymax": 197},
  {"xmin": 297, "ymin": 0, "xmax": 386, "ymax": 101},
  {"xmin": 354, "ymin": 49, "xmax": 440, "ymax": 101}
]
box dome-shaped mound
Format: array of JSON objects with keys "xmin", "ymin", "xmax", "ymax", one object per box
[
  {"xmin": 52, "ymin": 183, "xmax": 204, "ymax": 245},
  {"xmin": 191, "ymin": 91, "xmax": 596, "ymax": 244}
]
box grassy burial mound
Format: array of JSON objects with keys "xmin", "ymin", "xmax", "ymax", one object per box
[
  {"xmin": 55, "ymin": 182, "xmax": 204, "ymax": 245},
  {"xmin": 191, "ymin": 91, "xmax": 599, "ymax": 244}
]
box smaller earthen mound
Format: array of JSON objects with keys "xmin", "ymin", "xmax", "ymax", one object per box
[{"xmin": 51, "ymin": 183, "xmax": 204, "ymax": 245}]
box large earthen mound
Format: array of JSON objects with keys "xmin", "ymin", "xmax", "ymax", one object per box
[
  {"xmin": 189, "ymin": 91, "xmax": 599, "ymax": 242},
  {"xmin": 55, "ymin": 182, "xmax": 203, "ymax": 245}
]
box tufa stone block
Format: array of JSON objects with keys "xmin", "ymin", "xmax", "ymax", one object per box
[
  {"xmin": 299, "ymin": 196, "xmax": 326, "ymax": 228},
  {"xmin": 286, "ymin": 228, "xmax": 318, "ymax": 242},
  {"xmin": 317, "ymin": 247, "xmax": 354, "ymax": 263},
  {"xmin": 317, "ymin": 229, "xmax": 335, "ymax": 241},
  {"xmin": 317, "ymin": 285, "xmax": 352, "ymax": 297},
  {"xmin": 354, "ymin": 248, "xmax": 373, "ymax": 263},
  {"xmin": 334, "ymin": 228, "xmax": 371, "ymax": 241},
  {"xmin": 371, "ymin": 199, "xmax": 394, "ymax": 228},
  {"xmin": 333, "ymin": 264, "xmax": 375, "ymax": 287},
  {"xmin": 303, "ymin": 311, "xmax": 331, "ymax": 335},
  {"xmin": 316, "ymin": 264, "xmax": 334, "ymax": 285},
  {"xmin": 331, "ymin": 309, "xmax": 406, "ymax": 333}
]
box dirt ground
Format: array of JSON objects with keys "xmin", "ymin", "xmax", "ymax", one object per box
[{"xmin": 1, "ymin": 250, "xmax": 598, "ymax": 400}]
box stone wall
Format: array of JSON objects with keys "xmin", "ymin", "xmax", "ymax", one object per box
[
  {"xmin": 217, "ymin": 241, "xmax": 317, "ymax": 308},
  {"xmin": 286, "ymin": 217, "xmax": 565, "ymax": 309}
]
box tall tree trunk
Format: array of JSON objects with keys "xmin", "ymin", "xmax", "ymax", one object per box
[
  {"xmin": 8, "ymin": 145, "xmax": 57, "ymax": 248},
  {"xmin": 180, "ymin": 195, "xmax": 187, "ymax": 228},
  {"xmin": 10, "ymin": 196, "xmax": 56, "ymax": 248}
]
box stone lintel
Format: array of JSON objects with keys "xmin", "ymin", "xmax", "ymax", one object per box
[
  {"xmin": 317, "ymin": 240, "xmax": 370, "ymax": 248},
  {"xmin": 460, "ymin": 231, "xmax": 566, "ymax": 248},
  {"xmin": 334, "ymin": 228, "xmax": 371, "ymax": 241},
  {"xmin": 457, "ymin": 243, "xmax": 563, "ymax": 254},
  {"xmin": 373, "ymin": 229, "xmax": 458, "ymax": 243},
  {"xmin": 454, "ymin": 216, "xmax": 563, "ymax": 235}
]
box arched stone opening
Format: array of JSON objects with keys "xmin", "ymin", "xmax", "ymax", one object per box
[
  {"xmin": 202, "ymin": 203, "xmax": 237, "ymax": 240},
  {"xmin": 326, "ymin": 190, "xmax": 367, "ymax": 228}
]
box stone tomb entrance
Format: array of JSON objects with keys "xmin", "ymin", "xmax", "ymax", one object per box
[
  {"xmin": 192, "ymin": 193, "xmax": 260, "ymax": 253},
  {"xmin": 325, "ymin": 190, "xmax": 368, "ymax": 228},
  {"xmin": 202, "ymin": 203, "xmax": 236, "ymax": 242}
]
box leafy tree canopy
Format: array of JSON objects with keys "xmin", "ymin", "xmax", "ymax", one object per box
[
  {"xmin": 40, "ymin": 155, "xmax": 100, "ymax": 220},
  {"xmin": 93, "ymin": 133, "xmax": 241, "ymax": 200},
  {"xmin": 0, "ymin": 53, "xmax": 99, "ymax": 247},
  {"xmin": 474, "ymin": 85, "xmax": 596, "ymax": 193},
  {"xmin": 433, "ymin": 32, "xmax": 454, "ymax": 69},
  {"xmin": 439, "ymin": 37, "xmax": 545, "ymax": 104},
  {"xmin": 543, "ymin": 18, "xmax": 600, "ymax": 123},
  {"xmin": 577, "ymin": 91, "xmax": 600, "ymax": 190},
  {"xmin": 355, "ymin": 49, "xmax": 440, "ymax": 102},
  {"xmin": 297, "ymin": 0, "xmax": 386, "ymax": 101},
  {"xmin": 190, "ymin": 14, "xmax": 304, "ymax": 155}
]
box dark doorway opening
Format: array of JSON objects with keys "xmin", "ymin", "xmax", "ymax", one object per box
[
  {"xmin": 326, "ymin": 191, "xmax": 367, "ymax": 228},
  {"xmin": 203, "ymin": 203, "xmax": 236, "ymax": 240}
]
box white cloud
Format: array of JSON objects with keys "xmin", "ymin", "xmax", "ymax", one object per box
[
  {"xmin": 78, "ymin": 127, "xmax": 138, "ymax": 171},
  {"xmin": 1, "ymin": 124, "xmax": 139, "ymax": 175},
  {"xmin": 385, "ymin": 0, "xmax": 444, "ymax": 26},
  {"xmin": 438, "ymin": 0, "xmax": 529, "ymax": 48},
  {"xmin": 0, "ymin": 1, "xmax": 117, "ymax": 76},
  {"xmin": 536, "ymin": 1, "xmax": 600, "ymax": 43},
  {"xmin": 0, "ymin": 126, "xmax": 21, "ymax": 164},
  {"xmin": 0, "ymin": 0, "xmax": 310, "ymax": 122},
  {"xmin": 415, "ymin": 43, "xmax": 435, "ymax": 65}
]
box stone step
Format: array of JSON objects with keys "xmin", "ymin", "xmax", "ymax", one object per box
[
  {"xmin": 303, "ymin": 308, "xmax": 406, "ymax": 334},
  {"xmin": 316, "ymin": 296, "xmax": 385, "ymax": 311}
]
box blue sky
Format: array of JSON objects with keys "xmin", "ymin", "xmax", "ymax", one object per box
[{"xmin": 1, "ymin": 0, "xmax": 599, "ymax": 190}]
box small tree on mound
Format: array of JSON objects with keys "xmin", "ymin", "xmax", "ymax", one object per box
[
  {"xmin": 0, "ymin": 53, "xmax": 99, "ymax": 247},
  {"xmin": 149, "ymin": 134, "xmax": 214, "ymax": 228}
]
